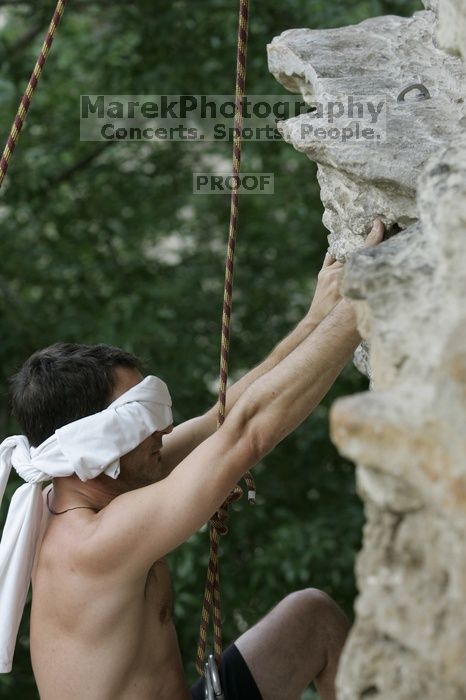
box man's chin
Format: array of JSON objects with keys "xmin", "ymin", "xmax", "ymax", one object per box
[
  {"xmin": 120, "ymin": 463, "xmax": 164, "ymax": 490},
  {"xmin": 135, "ymin": 476, "xmax": 157, "ymax": 489}
]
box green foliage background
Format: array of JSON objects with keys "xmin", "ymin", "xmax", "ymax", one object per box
[{"xmin": 0, "ymin": 0, "xmax": 421, "ymax": 697}]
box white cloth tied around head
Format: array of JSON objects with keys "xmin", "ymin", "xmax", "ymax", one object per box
[{"xmin": 0, "ymin": 375, "xmax": 172, "ymax": 673}]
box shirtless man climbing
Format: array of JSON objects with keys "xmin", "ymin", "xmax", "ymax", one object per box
[{"xmin": 0, "ymin": 220, "xmax": 384, "ymax": 700}]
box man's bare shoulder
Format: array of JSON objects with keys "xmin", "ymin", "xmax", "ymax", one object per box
[
  {"xmin": 36, "ymin": 509, "xmax": 105, "ymax": 578},
  {"xmin": 82, "ymin": 421, "xmax": 258, "ymax": 579}
]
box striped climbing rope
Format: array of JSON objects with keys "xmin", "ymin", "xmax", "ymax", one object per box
[
  {"xmin": 0, "ymin": 0, "xmax": 254, "ymax": 676},
  {"xmin": 0, "ymin": 0, "xmax": 68, "ymax": 190},
  {"xmin": 196, "ymin": 0, "xmax": 256, "ymax": 676}
]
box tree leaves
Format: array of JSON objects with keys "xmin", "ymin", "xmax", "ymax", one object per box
[{"xmin": 0, "ymin": 0, "xmax": 421, "ymax": 696}]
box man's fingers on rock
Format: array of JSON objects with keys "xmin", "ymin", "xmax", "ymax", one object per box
[
  {"xmin": 323, "ymin": 252, "xmax": 336, "ymax": 267},
  {"xmin": 319, "ymin": 261, "xmax": 344, "ymax": 279},
  {"xmin": 364, "ymin": 218, "xmax": 385, "ymax": 247}
]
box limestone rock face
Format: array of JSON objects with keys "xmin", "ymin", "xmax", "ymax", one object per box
[
  {"xmin": 332, "ymin": 133, "xmax": 466, "ymax": 700},
  {"xmin": 268, "ymin": 10, "xmax": 465, "ymax": 260},
  {"xmin": 268, "ymin": 1, "xmax": 466, "ymax": 698},
  {"xmin": 433, "ymin": 0, "xmax": 466, "ymax": 57}
]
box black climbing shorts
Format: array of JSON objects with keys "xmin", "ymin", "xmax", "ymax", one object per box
[{"xmin": 190, "ymin": 643, "xmax": 262, "ymax": 700}]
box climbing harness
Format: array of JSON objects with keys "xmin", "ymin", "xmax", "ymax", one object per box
[
  {"xmin": 195, "ymin": 0, "xmax": 256, "ymax": 677},
  {"xmin": 0, "ymin": 0, "xmax": 254, "ymax": 686},
  {"xmin": 0, "ymin": 0, "xmax": 68, "ymax": 189}
]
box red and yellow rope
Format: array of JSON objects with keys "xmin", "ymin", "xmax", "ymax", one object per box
[
  {"xmin": 196, "ymin": 0, "xmax": 255, "ymax": 675},
  {"xmin": 0, "ymin": 0, "xmax": 253, "ymax": 676},
  {"xmin": 0, "ymin": 0, "xmax": 68, "ymax": 189}
]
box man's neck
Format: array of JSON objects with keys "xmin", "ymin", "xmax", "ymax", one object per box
[{"xmin": 51, "ymin": 473, "xmax": 127, "ymax": 512}]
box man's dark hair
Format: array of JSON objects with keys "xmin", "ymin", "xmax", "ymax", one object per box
[{"xmin": 9, "ymin": 342, "xmax": 145, "ymax": 447}]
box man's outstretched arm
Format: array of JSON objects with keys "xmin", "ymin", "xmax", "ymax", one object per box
[
  {"xmin": 161, "ymin": 310, "xmax": 321, "ymax": 472},
  {"xmin": 91, "ymin": 228, "xmax": 384, "ymax": 573},
  {"xmin": 162, "ymin": 220, "xmax": 384, "ymax": 471}
]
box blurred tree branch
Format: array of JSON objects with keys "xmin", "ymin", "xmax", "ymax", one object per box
[
  {"xmin": 31, "ymin": 143, "xmax": 114, "ymax": 198},
  {"xmin": 6, "ymin": 24, "xmax": 43, "ymax": 57}
]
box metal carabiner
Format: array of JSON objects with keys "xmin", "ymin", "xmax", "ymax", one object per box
[
  {"xmin": 208, "ymin": 655, "xmax": 224, "ymax": 698},
  {"xmin": 204, "ymin": 663, "xmax": 215, "ymax": 700},
  {"xmin": 204, "ymin": 655, "xmax": 225, "ymax": 700}
]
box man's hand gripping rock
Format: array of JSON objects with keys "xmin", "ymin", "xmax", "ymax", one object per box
[{"xmin": 308, "ymin": 219, "xmax": 385, "ymax": 326}]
